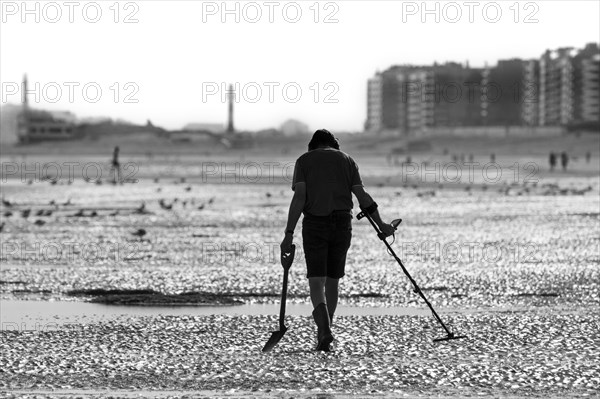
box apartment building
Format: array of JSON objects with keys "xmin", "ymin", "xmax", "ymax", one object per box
[{"xmin": 366, "ymin": 42, "xmax": 600, "ymax": 134}]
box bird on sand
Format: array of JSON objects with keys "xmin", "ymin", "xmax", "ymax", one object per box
[
  {"xmin": 159, "ymin": 199, "xmax": 173, "ymax": 210},
  {"xmin": 135, "ymin": 202, "xmax": 147, "ymax": 214},
  {"xmin": 132, "ymin": 228, "xmax": 147, "ymax": 238}
]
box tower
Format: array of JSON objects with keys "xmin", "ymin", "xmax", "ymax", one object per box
[
  {"xmin": 22, "ymin": 74, "xmax": 29, "ymax": 110},
  {"xmin": 226, "ymin": 84, "xmax": 235, "ymax": 134},
  {"xmin": 18, "ymin": 74, "xmax": 30, "ymax": 143}
]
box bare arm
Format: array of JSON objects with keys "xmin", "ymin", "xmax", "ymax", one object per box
[
  {"xmin": 351, "ymin": 185, "xmax": 386, "ymax": 228},
  {"xmin": 285, "ymin": 182, "xmax": 306, "ymax": 233}
]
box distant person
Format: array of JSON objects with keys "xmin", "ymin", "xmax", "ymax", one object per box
[
  {"xmin": 281, "ymin": 129, "xmax": 395, "ymax": 352},
  {"xmin": 490, "ymin": 153, "xmax": 496, "ymax": 163},
  {"xmin": 468, "ymin": 154, "xmax": 474, "ymax": 162},
  {"xmin": 586, "ymin": 151, "xmax": 591, "ymax": 164},
  {"xmin": 561, "ymin": 152, "xmax": 569, "ymax": 172},
  {"xmin": 110, "ymin": 146, "xmax": 121, "ymax": 184},
  {"xmin": 549, "ymin": 152, "xmax": 556, "ymax": 172}
]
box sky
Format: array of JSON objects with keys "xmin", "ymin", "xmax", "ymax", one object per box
[{"xmin": 1, "ymin": 0, "xmax": 599, "ymax": 132}]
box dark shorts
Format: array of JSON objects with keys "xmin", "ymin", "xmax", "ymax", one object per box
[{"xmin": 302, "ymin": 210, "xmax": 352, "ymax": 279}]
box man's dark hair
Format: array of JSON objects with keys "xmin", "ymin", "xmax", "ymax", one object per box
[{"xmin": 308, "ymin": 129, "xmax": 340, "ymax": 151}]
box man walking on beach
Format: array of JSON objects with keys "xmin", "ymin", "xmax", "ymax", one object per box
[
  {"xmin": 280, "ymin": 129, "xmax": 395, "ymax": 351},
  {"xmin": 561, "ymin": 151, "xmax": 569, "ymax": 172},
  {"xmin": 549, "ymin": 152, "xmax": 556, "ymax": 172},
  {"xmin": 110, "ymin": 146, "xmax": 121, "ymax": 184}
]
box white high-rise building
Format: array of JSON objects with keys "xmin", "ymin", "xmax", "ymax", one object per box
[
  {"xmin": 522, "ymin": 60, "xmax": 539, "ymax": 126},
  {"xmin": 580, "ymin": 53, "xmax": 600, "ymax": 123},
  {"xmin": 365, "ymin": 73, "xmax": 383, "ymax": 132},
  {"xmin": 538, "ymin": 43, "xmax": 600, "ymax": 127},
  {"xmin": 539, "ymin": 48, "xmax": 575, "ymax": 126},
  {"xmin": 406, "ymin": 69, "xmax": 434, "ymax": 133}
]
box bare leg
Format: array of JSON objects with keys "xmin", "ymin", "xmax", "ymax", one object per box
[
  {"xmin": 309, "ymin": 276, "xmax": 333, "ymax": 351},
  {"xmin": 308, "ymin": 277, "xmax": 326, "ymax": 308},
  {"xmin": 325, "ymin": 277, "xmax": 339, "ymax": 319}
]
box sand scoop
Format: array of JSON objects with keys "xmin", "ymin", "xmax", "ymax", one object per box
[
  {"xmin": 262, "ymin": 244, "xmax": 295, "ymax": 352},
  {"xmin": 357, "ymin": 210, "xmax": 467, "ymax": 343}
]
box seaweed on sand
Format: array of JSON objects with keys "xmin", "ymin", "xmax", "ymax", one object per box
[{"xmin": 67, "ymin": 289, "xmax": 244, "ymax": 306}]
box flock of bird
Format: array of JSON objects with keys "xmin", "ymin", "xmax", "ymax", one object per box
[
  {"xmin": 1, "ymin": 177, "xmax": 593, "ymax": 238},
  {"xmin": 387, "ymin": 180, "xmax": 595, "ymax": 199},
  {"xmin": 0, "ymin": 180, "xmax": 225, "ymax": 240}
]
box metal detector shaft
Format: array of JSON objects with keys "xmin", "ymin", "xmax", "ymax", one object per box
[{"xmin": 357, "ymin": 210, "xmax": 454, "ymax": 338}]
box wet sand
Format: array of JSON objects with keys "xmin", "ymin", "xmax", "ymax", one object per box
[
  {"xmin": 1, "ymin": 312, "xmax": 598, "ymax": 398},
  {"xmin": 1, "ymin": 299, "xmax": 534, "ymax": 330}
]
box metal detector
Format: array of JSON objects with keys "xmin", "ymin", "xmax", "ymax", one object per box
[{"xmin": 357, "ymin": 210, "xmax": 467, "ymax": 343}]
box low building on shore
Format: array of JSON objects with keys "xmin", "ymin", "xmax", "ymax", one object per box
[
  {"xmin": 17, "ymin": 108, "xmax": 78, "ymax": 143},
  {"xmin": 280, "ymin": 119, "xmax": 310, "ymax": 136}
]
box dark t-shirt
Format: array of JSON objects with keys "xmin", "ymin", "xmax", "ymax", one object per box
[{"xmin": 292, "ymin": 148, "xmax": 363, "ymax": 216}]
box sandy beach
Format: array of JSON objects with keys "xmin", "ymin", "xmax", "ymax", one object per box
[{"xmin": 1, "ymin": 137, "xmax": 599, "ymax": 398}]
